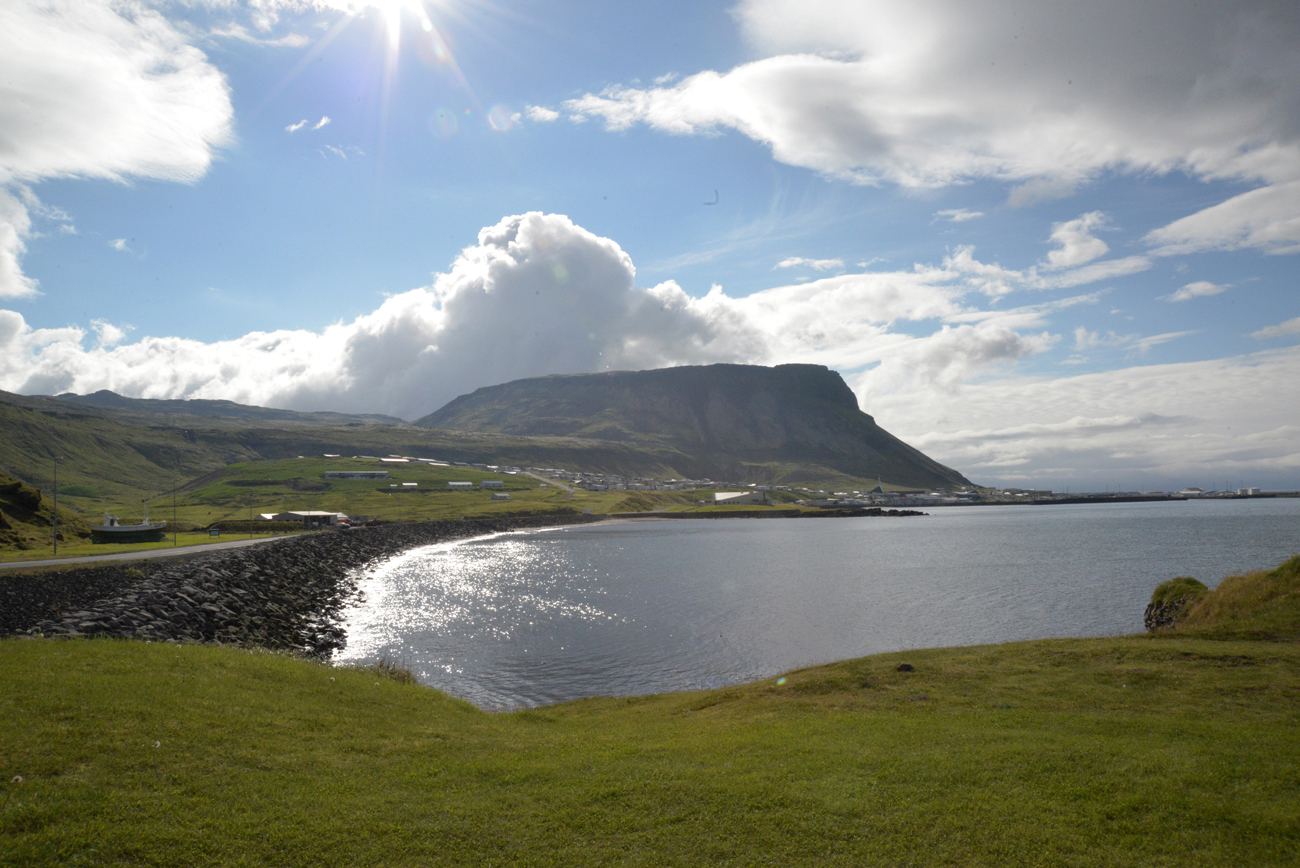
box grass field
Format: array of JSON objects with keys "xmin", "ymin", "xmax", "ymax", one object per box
[
  {"xmin": 2, "ymin": 557, "xmax": 1298, "ymax": 865},
  {"xmin": 1, "ymin": 635, "xmax": 1295, "ymax": 866}
]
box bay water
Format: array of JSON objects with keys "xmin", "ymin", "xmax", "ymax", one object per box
[{"xmin": 335, "ymin": 498, "xmax": 1300, "ymax": 710}]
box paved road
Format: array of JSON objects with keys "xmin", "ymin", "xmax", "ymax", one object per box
[
  {"xmin": 524, "ymin": 471, "xmax": 575, "ymax": 493},
  {"xmin": 0, "ymin": 534, "xmax": 296, "ymax": 571}
]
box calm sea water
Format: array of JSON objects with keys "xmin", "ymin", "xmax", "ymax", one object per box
[{"xmin": 335, "ymin": 499, "xmax": 1300, "ymax": 710}]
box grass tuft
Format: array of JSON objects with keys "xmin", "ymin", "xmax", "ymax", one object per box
[
  {"xmin": 348, "ymin": 655, "xmax": 419, "ymax": 684},
  {"xmin": 1176, "ymin": 554, "xmax": 1300, "ymax": 641},
  {"xmin": 1149, "ymin": 575, "xmax": 1209, "ymax": 608}
]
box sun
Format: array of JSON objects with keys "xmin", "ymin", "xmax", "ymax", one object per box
[{"xmin": 368, "ymin": 0, "xmax": 435, "ymax": 47}]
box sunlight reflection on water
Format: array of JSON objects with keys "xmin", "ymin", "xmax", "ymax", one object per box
[{"xmin": 335, "ymin": 499, "xmax": 1300, "ymax": 710}]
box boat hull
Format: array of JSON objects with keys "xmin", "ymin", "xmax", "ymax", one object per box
[{"xmin": 90, "ymin": 522, "xmax": 167, "ymax": 544}]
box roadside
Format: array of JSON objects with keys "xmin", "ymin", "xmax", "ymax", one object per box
[{"xmin": 0, "ymin": 533, "xmax": 296, "ymax": 571}]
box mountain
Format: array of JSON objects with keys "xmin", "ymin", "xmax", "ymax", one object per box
[
  {"xmin": 414, "ymin": 364, "xmax": 972, "ymax": 489},
  {"xmin": 48, "ymin": 390, "xmax": 403, "ymax": 426}
]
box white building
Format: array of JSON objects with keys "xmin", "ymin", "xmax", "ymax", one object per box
[
  {"xmin": 480, "ymin": 480, "xmax": 505, "ymax": 489},
  {"xmin": 447, "ymin": 481, "xmax": 474, "ymax": 490},
  {"xmin": 714, "ymin": 491, "xmax": 766, "ymax": 505},
  {"xmin": 265, "ymin": 510, "xmax": 348, "ymax": 526},
  {"xmin": 325, "ymin": 471, "xmax": 388, "ymax": 479}
]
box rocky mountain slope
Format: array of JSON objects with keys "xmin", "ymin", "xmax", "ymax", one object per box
[{"xmin": 416, "ymin": 364, "xmax": 971, "ymax": 489}]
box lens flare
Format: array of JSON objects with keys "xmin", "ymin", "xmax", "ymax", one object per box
[{"xmin": 488, "ymin": 105, "xmax": 516, "ymax": 131}]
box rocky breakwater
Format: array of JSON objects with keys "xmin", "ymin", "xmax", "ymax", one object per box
[{"xmin": 13, "ymin": 515, "xmax": 600, "ymax": 656}]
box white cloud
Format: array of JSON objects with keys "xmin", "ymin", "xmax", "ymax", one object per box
[
  {"xmin": 109, "ymin": 238, "xmax": 130, "ymax": 253},
  {"xmin": 0, "ymin": 189, "xmax": 38, "ymax": 299},
  {"xmin": 90, "ymin": 319, "xmax": 129, "ymax": 348},
  {"xmin": 0, "ymin": 212, "xmax": 981, "ymax": 419},
  {"xmin": 1006, "ymin": 177, "xmax": 1078, "ymax": 209},
  {"xmin": 774, "ymin": 257, "xmax": 844, "ymax": 271},
  {"xmin": 1044, "ymin": 212, "xmax": 1109, "ymax": 269},
  {"xmin": 207, "ymin": 23, "xmax": 311, "ymax": 48},
  {"xmin": 2, "ymin": 208, "xmax": 1294, "ymax": 486},
  {"xmin": 866, "ymin": 346, "xmax": 1300, "ymax": 489},
  {"xmin": 564, "ymin": 0, "xmax": 1300, "ymax": 256},
  {"xmin": 933, "ymin": 208, "xmax": 983, "ymax": 223},
  {"xmin": 569, "ymin": 2, "xmax": 1300, "ymax": 189},
  {"xmin": 313, "ymin": 116, "xmax": 331, "ymax": 130},
  {"xmin": 286, "ymin": 119, "xmax": 308, "ymax": 133},
  {"xmin": 1036, "ymin": 255, "xmax": 1152, "ymax": 289},
  {"xmin": 1073, "ymin": 327, "xmax": 1195, "ymax": 354},
  {"xmin": 1145, "ymin": 181, "xmax": 1300, "ymax": 256},
  {"xmin": 526, "ymin": 106, "xmax": 560, "ymax": 123},
  {"xmin": 1250, "ymin": 316, "xmax": 1300, "ymax": 340},
  {"xmin": 1164, "ymin": 281, "xmax": 1230, "ymax": 302},
  {"xmin": 0, "ymin": 0, "xmax": 233, "ymax": 297}
]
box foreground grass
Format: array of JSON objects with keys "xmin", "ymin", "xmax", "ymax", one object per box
[{"xmin": 2, "ymin": 635, "xmax": 1297, "ymax": 866}]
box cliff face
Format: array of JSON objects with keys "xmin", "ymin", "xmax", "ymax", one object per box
[{"xmin": 415, "ymin": 364, "xmax": 972, "ymax": 489}]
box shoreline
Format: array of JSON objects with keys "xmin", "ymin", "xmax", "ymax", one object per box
[{"xmin": 0, "ymin": 514, "xmax": 602, "ymax": 652}]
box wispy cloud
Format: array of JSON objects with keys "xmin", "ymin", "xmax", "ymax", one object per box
[
  {"xmin": 1164, "ymin": 281, "xmax": 1230, "ymax": 302},
  {"xmin": 1074, "ymin": 327, "xmax": 1196, "ymax": 354},
  {"xmin": 287, "ymin": 116, "xmax": 329, "ymax": 133},
  {"xmin": 932, "ymin": 208, "xmax": 983, "ymax": 223},
  {"xmin": 775, "ymin": 257, "xmax": 844, "ymax": 271},
  {"xmin": 1250, "ymin": 316, "xmax": 1300, "ymax": 340},
  {"xmin": 109, "ymin": 238, "xmax": 130, "ymax": 252}
]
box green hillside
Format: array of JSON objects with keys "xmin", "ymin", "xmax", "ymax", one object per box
[
  {"xmin": 0, "ymin": 471, "xmax": 91, "ymax": 551},
  {"xmin": 416, "ymin": 363, "xmax": 971, "ymax": 489}
]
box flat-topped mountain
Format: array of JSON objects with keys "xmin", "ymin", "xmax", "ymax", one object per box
[{"xmin": 415, "ymin": 364, "xmax": 971, "ymax": 489}]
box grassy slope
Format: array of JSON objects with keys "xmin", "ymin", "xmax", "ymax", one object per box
[
  {"xmin": 1175, "ymin": 555, "xmax": 1300, "ymax": 641},
  {"xmin": 1, "ymin": 636, "xmax": 1295, "ymax": 866},
  {"xmin": 0, "ymin": 390, "xmax": 952, "ymax": 520},
  {"xmin": 0, "ymin": 471, "xmax": 92, "ymax": 551}
]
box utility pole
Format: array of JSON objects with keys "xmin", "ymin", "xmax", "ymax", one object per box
[
  {"xmin": 52, "ymin": 456, "xmax": 63, "ymax": 555},
  {"xmin": 173, "ymin": 471, "xmax": 178, "ymax": 547}
]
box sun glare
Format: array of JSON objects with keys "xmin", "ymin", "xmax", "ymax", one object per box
[{"xmin": 370, "ymin": 0, "xmax": 435, "ymax": 46}]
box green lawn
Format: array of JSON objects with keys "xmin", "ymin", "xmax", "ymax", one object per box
[{"xmin": 2, "ymin": 634, "xmax": 1296, "ymax": 867}]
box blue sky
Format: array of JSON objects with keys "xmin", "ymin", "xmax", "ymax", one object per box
[{"xmin": 1, "ymin": 0, "xmax": 1298, "ymax": 491}]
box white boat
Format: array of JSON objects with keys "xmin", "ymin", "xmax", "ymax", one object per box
[{"xmin": 90, "ymin": 502, "xmax": 167, "ymax": 543}]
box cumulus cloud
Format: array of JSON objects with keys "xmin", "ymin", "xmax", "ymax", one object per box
[
  {"xmin": 1250, "ymin": 316, "xmax": 1300, "ymax": 340},
  {"xmin": 775, "ymin": 257, "xmax": 844, "ymax": 271},
  {"xmin": 1165, "ymin": 281, "xmax": 1230, "ymax": 302},
  {"xmin": 0, "ymin": 212, "xmax": 1000, "ymax": 419},
  {"xmin": 109, "ymin": 238, "xmax": 130, "ymax": 253},
  {"xmin": 526, "ymin": 106, "xmax": 560, "ymax": 122},
  {"xmin": 565, "ymin": 1, "xmax": 1300, "ymax": 192},
  {"xmin": 0, "ymin": 214, "xmax": 762, "ymax": 418},
  {"xmin": 1044, "ymin": 212, "xmax": 1109, "ymax": 269},
  {"xmin": 0, "ymin": 0, "xmax": 233, "ymax": 296}
]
